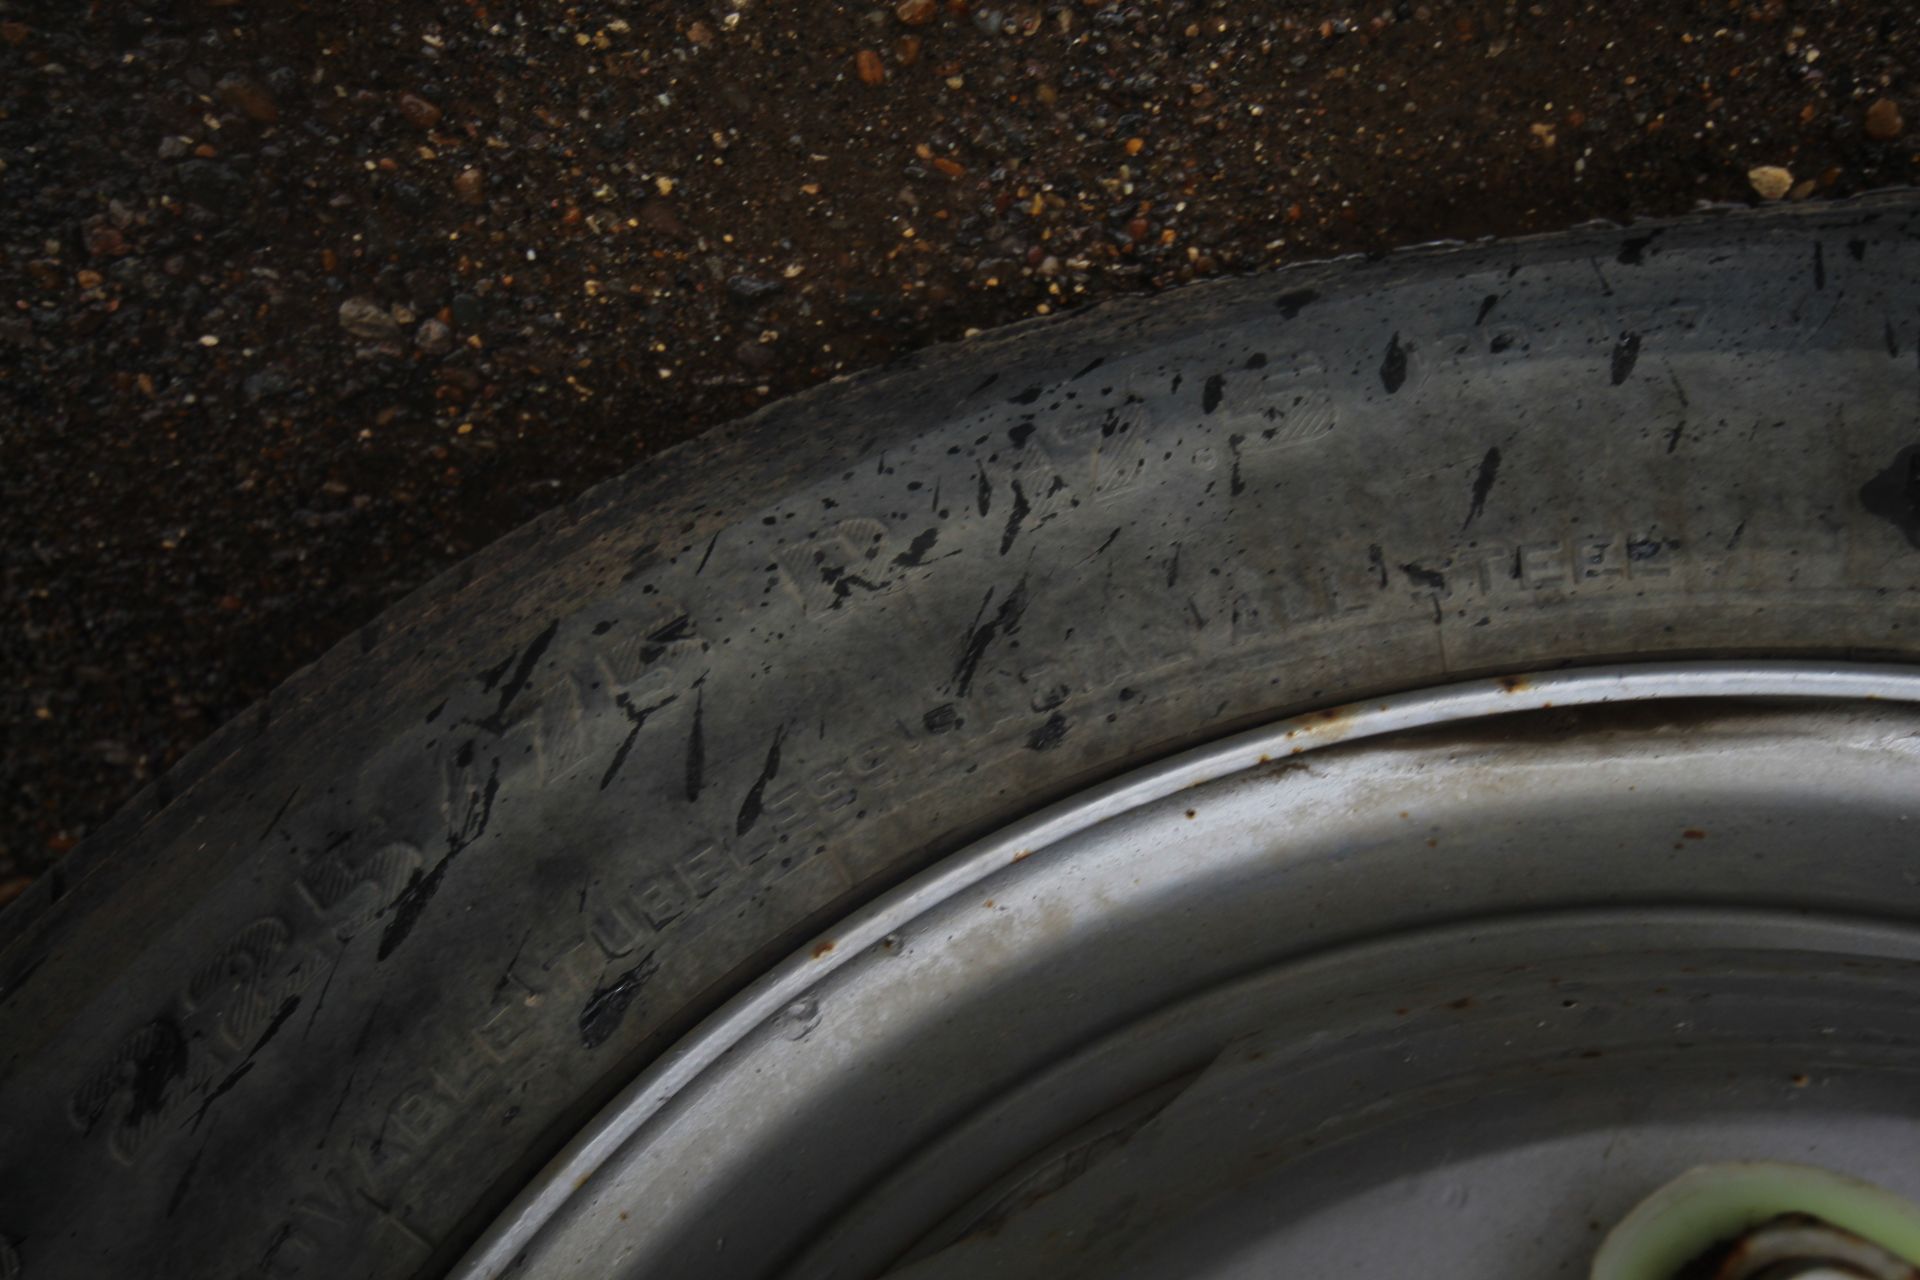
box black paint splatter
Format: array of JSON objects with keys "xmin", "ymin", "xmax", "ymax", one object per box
[
  {"xmin": 923, "ymin": 704, "xmax": 963, "ymax": 734},
  {"xmin": 1025, "ymin": 712, "xmax": 1070, "ymax": 752},
  {"xmin": 1275, "ymin": 289, "xmax": 1318, "ymax": 318},
  {"xmin": 1860, "ymin": 444, "xmax": 1920, "ymax": 549},
  {"xmin": 638, "ymin": 614, "xmax": 692, "ymax": 663},
  {"xmin": 258, "ymin": 785, "xmax": 300, "ymax": 841},
  {"xmin": 735, "ymin": 724, "xmax": 788, "ymax": 836},
  {"xmin": 1380, "ymin": 333, "xmax": 1407, "ymax": 393},
  {"xmin": 1610, "ymin": 333, "xmax": 1642, "ymax": 385},
  {"xmin": 950, "ymin": 579, "xmax": 1028, "ymax": 697},
  {"xmin": 598, "ymin": 693, "xmax": 678, "ymax": 791},
  {"xmin": 379, "ymin": 757, "xmax": 500, "ymax": 959},
  {"xmin": 377, "ymin": 862, "xmax": 450, "ymax": 962},
  {"xmin": 1400, "ymin": 562, "xmax": 1447, "ymax": 592},
  {"xmin": 890, "ymin": 529, "xmax": 936, "ymax": 571},
  {"xmin": 684, "ymin": 682, "xmax": 706, "ymax": 803},
  {"xmin": 167, "ymin": 1146, "xmax": 204, "ymax": 1217},
  {"xmin": 578, "ymin": 954, "xmax": 659, "ymax": 1050},
  {"xmin": 1462, "ymin": 446, "xmax": 1502, "ymax": 528},
  {"xmin": 1616, "ymin": 231, "xmax": 1660, "ymax": 265},
  {"xmin": 191, "ymin": 995, "xmax": 301, "ymax": 1129},
  {"xmin": 1202, "ymin": 374, "xmax": 1225, "ymax": 414},
  {"xmin": 479, "ymin": 619, "xmax": 559, "ymax": 732},
  {"xmin": 999, "ymin": 479, "xmax": 1032, "ymax": 555}
]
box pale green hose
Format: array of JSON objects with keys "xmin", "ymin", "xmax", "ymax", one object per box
[{"xmin": 1592, "ymin": 1163, "xmax": 1920, "ymax": 1280}]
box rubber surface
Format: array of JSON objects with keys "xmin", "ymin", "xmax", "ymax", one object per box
[{"xmin": 4, "ymin": 194, "xmax": 1920, "ymax": 1280}]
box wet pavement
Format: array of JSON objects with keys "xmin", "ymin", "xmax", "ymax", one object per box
[{"xmin": 2, "ymin": 0, "xmax": 1914, "ymax": 891}]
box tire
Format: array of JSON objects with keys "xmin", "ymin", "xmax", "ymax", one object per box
[{"xmin": 5, "ymin": 194, "xmax": 1920, "ymax": 1280}]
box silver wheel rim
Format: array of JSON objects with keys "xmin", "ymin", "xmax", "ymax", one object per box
[{"xmin": 454, "ymin": 662, "xmax": 1920, "ymax": 1280}]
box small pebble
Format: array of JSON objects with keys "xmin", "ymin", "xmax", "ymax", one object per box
[
  {"xmin": 453, "ymin": 168, "xmax": 485, "ymax": 204},
  {"xmin": 397, "ymin": 93, "xmax": 443, "ymax": 129},
  {"xmin": 215, "ymin": 74, "xmax": 279, "ymax": 125},
  {"xmin": 85, "ymin": 225, "xmax": 126, "ymax": 257},
  {"xmin": 242, "ymin": 369, "xmax": 292, "ymax": 401},
  {"xmin": 338, "ymin": 296, "xmax": 401, "ymax": 340},
  {"xmin": 735, "ymin": 340, "xmax": 777, "ymax": 372},
  {"xmin": 1865, "ymin": 98, "xmax": 1905, "ymax": 142},
  {"xmin": 896, "ymin": 0, "xmax": 938, "ymax": 25},
  {"xmin": 687, "ymin": 20, "xmax": 714, "ymax": 45},
  {"xmin": 1747, "ymin": 165, "xmax": 1793, "ymax": 200},
  {"xmin": 726, "ymin": 274, "xmax": 784, "ymax": 301},
  {"xmin": 415, "ymin": 318, "xmax": 454, "ymax": 354},
  {"xmin": 856, "ymin": 49, "xmax": 886, "ymax": 86}
]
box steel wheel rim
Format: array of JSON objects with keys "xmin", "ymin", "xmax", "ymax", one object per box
[{"xmin": 454, "ymin": 662, "xmax": 1920, "ymax": 1280}]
